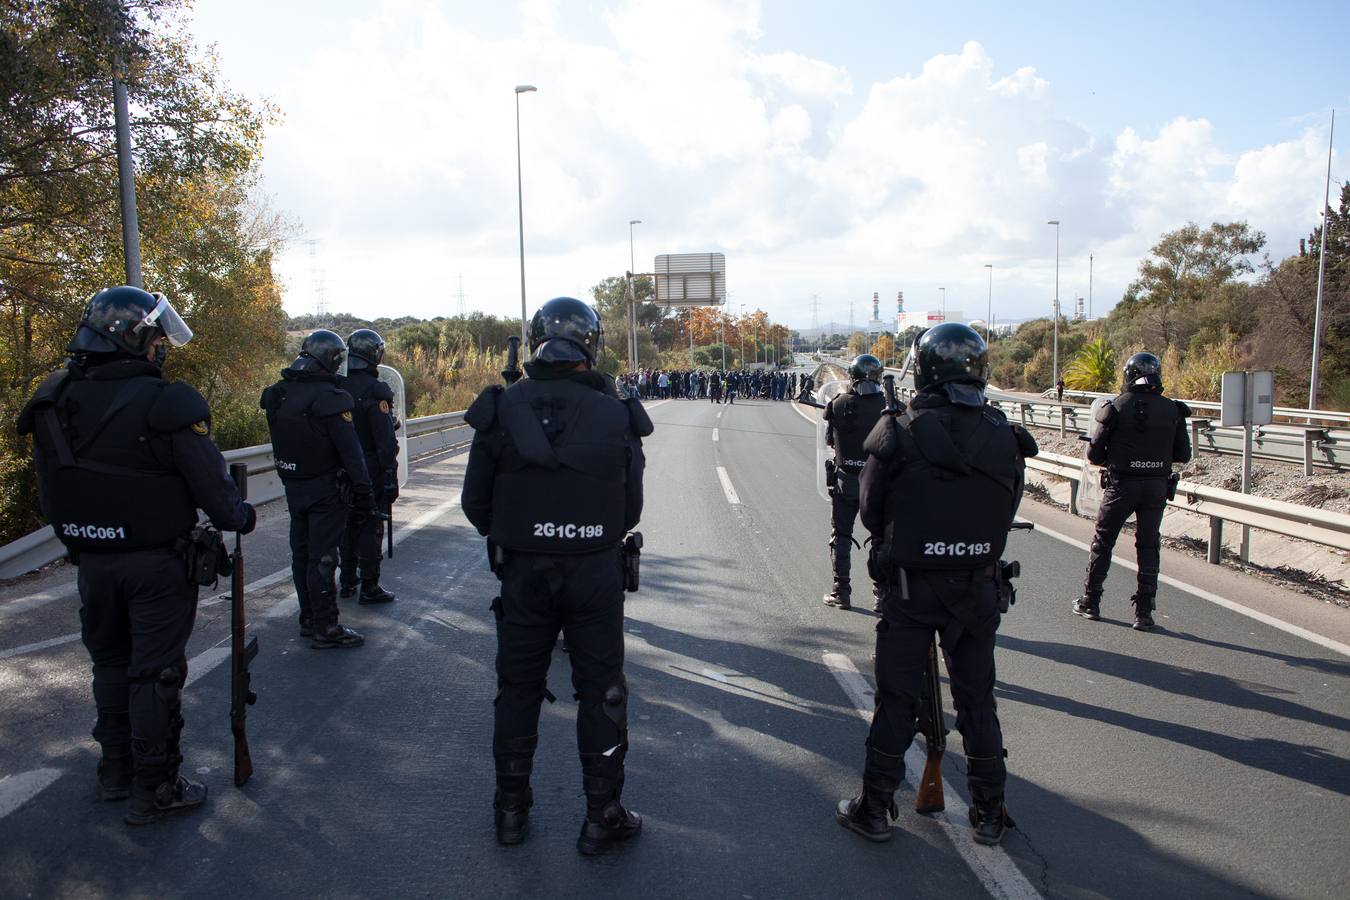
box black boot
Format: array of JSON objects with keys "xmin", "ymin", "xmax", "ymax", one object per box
[
  {"xmin": 1131, "ymin": 595, "xmax": 1155, "ymax": 631},
  {"xmin": 338, "ymin": 581, "xmax": 357, "ymax": 600},
  {"xmin": 577, "ymin": 798, "xmax": 643, "ymax": 856},
  {"xmin": 124, "ymin": 774, "xmax": 207, "ymax": 826},
  {"xmin": 835, "ymin": 787, "xmax": 896, "ymax": 842},
  {"xmin": 96, "ymin": 746, "xmax": 133, "ymax": 801},
  {"xmin": 311, "ymin": 621, "xmax": 365, "ymax": 649},
  {"xmin": 358, "ymin": 582, "xmax": 396, "ymax": 605},
  {"xmin": 1072, "ymin": 595, "xmax": 1101, "ymax": 620},
  {"xmin": 493, "ymin": 737, "xmax": 536, "ymax": 846},
  {"xmin": 299, "ymin": 616, "xmax": 314, "ymax": 638},
  {"xmin": 968, "ymin": 797, "xmax": 1014, "ymax": 846},
  {"xmin": 823, "ymin": 579, "xmax": 851, "ymax": 610}
]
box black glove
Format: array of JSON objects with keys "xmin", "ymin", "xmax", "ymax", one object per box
[
  {"xmin": 353, "ymin": 487, "xmax": 377, "ymax": 514},
  {"xmin": 383, "ymin": 468, "xmax": 400, "ymax": 502},
  {"xmin": 238, "ymin": 503, "xmax": 257, "ymax": 535}
]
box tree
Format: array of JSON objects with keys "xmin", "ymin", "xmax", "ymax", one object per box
[
  {"xmin": 847, "ymin": 331, "xmax": 869, "ymax": 356},
  {"xmin": 0, "ymin": 0, "xmax": 280, "ymax": 542},
  {"xmin": 869, "ymin": 333, "xmax": 895, "ymax": 364},
  {"xmin": 1062, "ymin": 337, "xmax": 1117, "ymax": 392}
]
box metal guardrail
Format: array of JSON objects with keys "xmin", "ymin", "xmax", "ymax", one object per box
[
  {"xmin": 1026, "ymin": 450, "xmax": 1350, "ymax": 564},
  {"xmin": 0, "ymin": 411, "xmax": 469, "ymax": 580},
  {"xmin": 1057, "ymin": 388, "xmax": 1350, "ymax": 427}
]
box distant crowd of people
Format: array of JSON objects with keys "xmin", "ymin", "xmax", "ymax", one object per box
[{"xmin": 617, "ymin": 368, "xmax": 812, "ymax": 404}]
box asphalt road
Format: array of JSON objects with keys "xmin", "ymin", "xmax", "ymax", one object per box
[{"xmin": 1, "ymin": 389, "xmax": 1348, "ymax": 899}]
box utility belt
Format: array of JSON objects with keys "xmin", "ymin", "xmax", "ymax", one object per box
[
  {"xmin": 485, "ymin": 532, "xmax": 643, "ymax": 592},
  {"xmin": 1102, "ymin": 468, "xmax": 1180, "ymax": 500},
  {"xmin": 867, "ymin": 548, "xmax": 1021, "ymax": 614},
  {"xmin": 173, "ymin": 524, "xmax": 233, "ymax": 587}
]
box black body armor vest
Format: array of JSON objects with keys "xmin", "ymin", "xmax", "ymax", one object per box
[
  {"xmin": 829, "ymin": 391, "xmax": 885, "ymax": 475},
  {"xmin": 262, "ymin": 377, "xmax": 342, "ymax": 479},
  {"xmin": 338, "ymin": 371, "xmax": 382, "ymax": 454},
  {"xmin": 489, "ymin": 376, "xmax": 630, "ymax": 553},
  {"xmin": 886, "ymin": 404, "xmax": 1022, "ymax": 570},
  {"xmin": 24, "ymin": 368, "xmax": 197, "ymax": 552},
  {"xmin": 1105, "ymin": 390, "xmax": 1179, "ymax": 478}
]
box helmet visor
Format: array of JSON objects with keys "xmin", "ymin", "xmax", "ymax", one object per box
[{"xmin": 138, "ymin": 294, "xmax": 194, "ymax": 347}]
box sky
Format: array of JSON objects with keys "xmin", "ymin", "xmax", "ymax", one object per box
[{"xmin": 185, "ymin": 0, "xmax": 1349, "ymax": 330}]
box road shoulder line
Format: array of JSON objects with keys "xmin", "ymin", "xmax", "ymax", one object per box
[{"xmin": 822, "ymin": 652, "xmax": 1043, "ymax": 900}]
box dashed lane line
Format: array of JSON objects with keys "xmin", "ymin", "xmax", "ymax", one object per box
[
  {"xmin": 716, "ymin": 466, "xmax": 742, "ymax": 505},
  {"xmin": 822, "ymin": 652, "xmax": 1044, "ymax": 900},
  {"xmin": 1022, "ymin": 519, "xmax": 1350, "ymax": 659},
  {"xmin": 712, "ymin": 428, "xmax": 720, "ymax": 442}
]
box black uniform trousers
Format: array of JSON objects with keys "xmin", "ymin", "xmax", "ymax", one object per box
[
  {"xmin": 492, "ymin": 547, "xmax": 628, "ymax": 800},
  {"xmin": 339, "ymin": 475, "xmax": 389, "ymax": 590},
  {"xmin": 284, "ymin": 475, "xmax": 348, "ymax": 627},
  {"xmin": 78, "ymin": 548, "xmax": 197, "ymax": 783},
  {"xmin": 829, "ymin": 471, "xmax": 861, "ymax": 585},
  {"xmin": 1084, "ymin": 475, "xmax": 1169, "ymax": 608},
  {"xmin": 867, "ymin": 569, "xmax": 1005, "ymax": 803}
]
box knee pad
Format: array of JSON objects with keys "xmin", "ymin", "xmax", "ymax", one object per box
[{"xmin": 316, "ymin": 549, "xmax": 339, "ymax": 580}]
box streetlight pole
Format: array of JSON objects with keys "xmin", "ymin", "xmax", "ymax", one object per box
[
  {"xmin": 1310, "ymin": 109, "xmax": 1336, "ymax": 409},
  {"xmin": 1088, "ymin": 253, "xmax": 1094, "ymax": 320},
  {"xmin": 113, "ymin": 60, "xmax": 142, "ymax": 288},
  {"xmin": 983, "ymin": 264, "xmax": 993, "ymax": 342},
  {"xmin": 628, "ymin": 218, "xmax": 641, "ymax": 370},
  {"xmin": 939, "ymin": 286, "xmax": 946, "ymax": 321},
  {"xmin": 514, "ymin": 85, "xmax": 537, "ymax": 345},
  {"xmin": 739, "ymin": 303, "xmax": 746, "ymax": 369},
  {"xmin": 1048, "ymin": 219, "xmax": 1061, "ymax": 387}
]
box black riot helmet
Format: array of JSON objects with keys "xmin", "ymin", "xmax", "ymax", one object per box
[
  {"xmin": 296, "ymin": 329, "xmax": 348, "ymax": 375},
  {"xmin": 849, "ymin": 353, "xmax": 883, "ymax": 396},
  {"xmin": 67, "ymin": 286, "xmax": 194, "ymax": 357},
  {"xmin": 1123, "ymin": 351, "xmax": 1163, "ymax": 391},
  {"xmin": 528, "ymin": 297, "xmax": 603, "ymax": 364},
  {"xmin": 346, "ymin": 328, "xmax": 386, "ymax": 371},
  {"xmin": 913, "ymin": 323, "xmax": 990, "ymax": 391}
]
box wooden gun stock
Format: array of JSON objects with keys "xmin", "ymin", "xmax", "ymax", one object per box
[
  {"xmin": 914, "ymin": 637, "xmax": 947, "ymax": 813},
  {"xmin": 229, "ymin": 463, "xmax": 257, "ymax": 787}
]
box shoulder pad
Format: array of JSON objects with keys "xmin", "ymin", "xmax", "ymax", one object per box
[
  {"xmin": 1094, "ymin": 402, "xmax": 1117, "ymax": 424},
  {"xmin": 312, "ymin": 387, "xmax": 355, "ymax": 418},
  {"xmin": 1174, "ymin": 400, "xmax": 1191, "ymax": 418},
  {"xmin": 1012, "ymin": 423, "xmax": 1039, "ymax": 458},
  {"xmin": 465, "ymin": 385, "xmax": 503, "ymax": 431},
  {"xmin": 370, "ymin": 380, "xmax": 395, "ymax": 402},
  {"xmin": 863, "ymin": 415, "xmax": 900, "ymax": 460},
  {"xmin": 148, "ymin": 381, "xmax": 211, "ymax": 433},
  {"xmin": 17, "ymin": 370, "xmax": 70, "ymax": 435},
  {"xmin": 260, "ymin": 383, "xmax": 279, "ymax": 410},
  {"xmin": 626, "ymin": 398, "xmax": 654, "ymax": 437}
]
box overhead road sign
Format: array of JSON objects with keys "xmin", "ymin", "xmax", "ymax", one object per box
[{"xmin": 654, "ymin": 253, "xmax": 726, "ymax": 307}]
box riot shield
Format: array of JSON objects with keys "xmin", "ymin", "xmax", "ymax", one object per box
[
  {"xmin": 1077, "ymin": 396, "xmax": 1112, "ymax": 518},
  {"xmin": 377, "ymin": 364, "xmax": 410, "ymax": 487},
  {"xmin": 814, "ymin": 378, "xmax": 850, "ymax": 502}
]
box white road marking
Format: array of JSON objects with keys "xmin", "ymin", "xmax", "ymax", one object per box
[
  {"xmin": 0, "ymin": 768, "xmax": 63, "ymax": 821},
  {"xmin": 791, "ymin": 399, "xmax": 820, "ymax": 426},
  {"xmin": 1022, "ymin": 519, "xmax": 1350, "ymax": 659},
  {"xmin": 0, "ymin": 632, "xmax": 82, "ymax": 660},
  {"xmin": 716, "ymin": 467, "xmax": 741, "ymax": 505},
  {"xmin": 712, "ymin": 428, "xmax": 720, "ymax": 442},
  {"xmin": 822, "ymin": 652, "xmax": 1044, "ymax": 900},
  {"xmin": 0, "ymin": 590, "xmax": 76, "ymax": 622}
]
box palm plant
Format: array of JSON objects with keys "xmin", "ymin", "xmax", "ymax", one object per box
[{"xmin": 1063, "ymin": 338, "xmax": 1118, "ymax": 392}]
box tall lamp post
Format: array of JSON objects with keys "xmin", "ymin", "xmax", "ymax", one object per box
[
  {"xmin": 1310, "ymin": 109, "xmax": 1336, "ymax": 409},
  {"xmin": 514, "ymin": 84, "xmax": 537, "ymax": 345},
  {"xmin": 1047, "ymin": 219, "xmax": 1061, "ymax": 388},
  {"xmin": 939, "ymin": 286, "xmax": 946, "ymax": 321},
  {"xmin": 739, "ymin": 303, "xmax": 746, "ymax": 369},
  {"xmin": 983, "ymin": 264, "xmax": 993, "ymax": 341},
  {"xmin": 628, "ymin": 218, "xmax": 642, "ymax": 369}
]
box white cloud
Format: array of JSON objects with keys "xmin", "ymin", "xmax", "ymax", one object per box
[{"xmin": 235, "ymin": 2, "xmax": 1337, "ymax": 327}]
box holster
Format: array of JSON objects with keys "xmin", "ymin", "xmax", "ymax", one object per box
[
  {"xmin": 622, "ymin": 532, "xmax": 643, "ymax": 592},
  {"xmin": 1100, "ymin": 469, "xmax": 1113, "ymax": 490},
  {"xmin": 867, "ymin": 541, "xmax": 897, "ymax": 586},
  {"xmin": 1166, "ymin": 472, "xmax": 1179, "ymax": 501},
  {"xmin": 824, "ymin": 459, "xmax": 837, "ymax": 491},
  {"xmin": 486, "ymin": 538, "xmax": 506, "ymax": 579},
  {"xmin": 997, "ymin": 560, "xmax": 1021, "ymax": 614},
  {"xmin": 175, "ymin": 525, "xmax": 232, "ymax": 587}
]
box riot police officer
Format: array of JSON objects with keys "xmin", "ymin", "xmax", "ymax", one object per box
[
  {"xmin": 1073, "ymin": 352, "xmax": 1191, "ymax": 630},
  {"xmin": 461, "ymin": 297, "xmax": 650, "ymax": 855},
  {"xmin": 821, "ymin": 354, "xmax": 886, "ymax": 610},
  {"xmin": 261, "ymin": 330, "xmax": 371, "ymax": 648},
  {"xmin": 837, "ymin": 324, "xmax": 1037, "ymax": 846},
  {"xmin": 337, "ymin": 328, "xmax": 399, "ymax": 604},
  {"xmin": 17, "ymin": 286, "xmax": 256, "ymax": 825}
]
